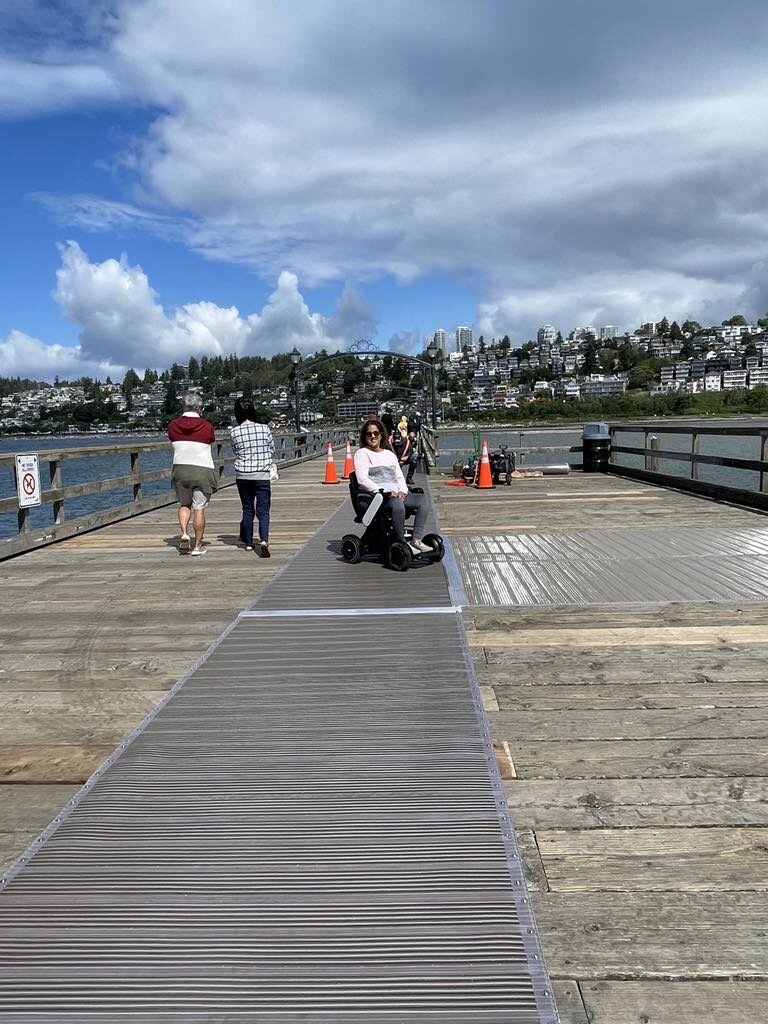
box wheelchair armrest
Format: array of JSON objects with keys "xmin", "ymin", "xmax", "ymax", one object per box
[{"xmin": 361, "ymin": 490, "xmax": 384, "ymax": 526}]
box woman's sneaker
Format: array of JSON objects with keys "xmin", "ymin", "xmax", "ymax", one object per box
[
  {"xmin": 260, "ymin": 541, "xmax": 271, "ymax": 558},
  {"xmin": 190, "ymin": 546, "xmax": 207, "ymax": 556},
  {"xmin": 410, "ymin": 538, "xmax": 432, "ymax": 554},
  {"xmin": 179, "ymin": 533, "xmax": 191, "ymax": 553}
]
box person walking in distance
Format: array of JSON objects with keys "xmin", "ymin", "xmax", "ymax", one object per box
[
  {"xmin": 168, "ymin": 392, "xmax": 218, "ymax": 556},
  {"xmin": 229, "ymin": 398, "xmax": 274, "ymax": 557}
]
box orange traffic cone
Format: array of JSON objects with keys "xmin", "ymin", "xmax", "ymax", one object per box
[
  {"xmin": 341, "ymin": 439, "xmax": 354, "ymax": 479},
  {"xmin": 475, "ymin": 439, "xmax": 495, "ymax": 489},
  {"xmin": 322, "ymin": 443, "xmax": 340, "ymax": 484}
]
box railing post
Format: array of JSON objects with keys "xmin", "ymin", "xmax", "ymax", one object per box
[
  {"xmin": 761, "ymin": 432, "xmax": 768, "ymax": 493},
  {"xmin": 17, "ymin": 505, "xmax": 30, "ymax": 534},
  {"xmin": 691, "ymin": 432, "xmax": 699, "ymax": 481},
  {"xmin": 130, "ymin": 451, "xmax": 141, "ymax": 503},
  {"xmin": 49, "ymin": 458, "xmax": 64, "ymax": 524},
  {"xmin": 647, "ymin": 434, "xmax": 659, "ymax": 472}
]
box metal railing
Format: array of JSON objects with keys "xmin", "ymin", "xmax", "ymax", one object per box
[
  {"xmin": 609, "ymin": 422, "xmax": 768, "ymax": 510},
  {"xmin": 0, "ymin": 429, "xmax": 352, "ymax": 559},
  {"xmin": 438, "ymin": 427, "xmax": 583, "ymax": 469}
]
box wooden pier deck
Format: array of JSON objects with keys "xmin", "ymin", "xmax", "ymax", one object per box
[
  {"xmin": 433, "ymin": 471, "xmax": 768, "ymax": 1023},
  {"xmin": 2, "ymin": 463, "xmax": 768, "ymax": 1021}
]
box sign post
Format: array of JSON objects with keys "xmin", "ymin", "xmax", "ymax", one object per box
[{"xmin": 15, "ymin": 453, "xmax": 42, "ymax": 524}]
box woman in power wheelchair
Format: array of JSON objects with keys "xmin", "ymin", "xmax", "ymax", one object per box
[{"xmin": 341, "ymin": 417, "xmax": 445, "ymax": 571}]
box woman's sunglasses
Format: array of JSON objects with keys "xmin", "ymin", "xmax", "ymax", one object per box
[{"xmin": 365, "ymin": 430, "xmax": 380, "ymax": 438}]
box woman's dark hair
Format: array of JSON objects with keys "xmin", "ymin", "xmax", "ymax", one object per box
[
  {"xmin": 358, "ymin": 417, "xmax": 391, "ymax": 451},
  {"xmin": 234, "ymin": 398, "xmax": 257, "ymax": 424}
]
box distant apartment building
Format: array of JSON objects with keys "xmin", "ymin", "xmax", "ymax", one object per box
[
  {"xmin": 455, "ymin": 325, "xmax": 473, "ymax": 352},
  {"xmin": 581, "ymin": 376, "xmax": 628, "ymax": 397},
  {"xmin": 715, "ymin": 324, "xmax": 753, "ymax": 342},
  {"xmin": 336, "ymin": 400, "xmax": 380, "ymax": 418},
  {"xmin": 599, "ymin": 325, "xmax": 618, "ymax": 341},
  {"xmin": 674, "ymin": 362, "xmax": 690, "ymax": 379},
  {"xmin": 722, "ymin": 370, "xmax": 748, "ymax": 390},
  {"xmin": 537, "ymin": 325, "xmax": 557, "ymax": 346},
  {"xmin": 433, "ymin": 329, "xmax": 448, "ymax": 355},
  {"xmin": 748, "ymin": 367, "xmax": 768, "ymax": 389}
]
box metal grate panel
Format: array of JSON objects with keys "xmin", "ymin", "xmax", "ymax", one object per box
[{"xmin": 453, "ymin": 527, "xmax": 768, "ymax": 606}]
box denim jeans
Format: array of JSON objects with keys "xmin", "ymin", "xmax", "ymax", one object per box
[
  {"xmin": 236, "ymin": 479, "xmax": 271, "ymax": 545},
  {"xmin": 387, "ymin": 491, "xmax": 427, "ymax": 544}
]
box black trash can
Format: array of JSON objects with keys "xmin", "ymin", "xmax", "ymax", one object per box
[{"xmin": 582, "ymin": 421, "xmax": 611, "ymax": 473}]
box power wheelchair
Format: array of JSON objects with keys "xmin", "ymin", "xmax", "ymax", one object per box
[{"xmin": 340, "ymin": 472, "xmax": 445, "ymax": 572}]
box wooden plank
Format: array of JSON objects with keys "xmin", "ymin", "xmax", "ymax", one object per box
[
  {"xmin": 537, "ymin": 826, "xmax": 768, "ymax": 892},
  {"xmin": 516, "ymin": 828, "xmax": 549, "ymax": 893},
  {"xmin": 469, "ymin": 601, "xmax": 768, "ymax": 631},
  {"xmin": 533, "ymin": 891, "xmax": 768, "ymax": 978},
  {"xmin": 503, "ymin": 778, "xmax": 768, "ymax": 829},
  {"xmin": 480, "ymin": 645, "xmax": 768, "ymax": 683},
  {"xmin": 0, "ymin": 785, "xmax": 79, "ymax": 833},
  {"xmin": 552, "ymin": 979, "xmax": 589, "ymax": 1024},
  {"xmin": 490, "ymin": 707, "xmax": 768, "ymax": 742},
  {"xmin": 502, "ymin": 737, "xmax": 768, "ymax": 780},
  {"xmin": 579, "ymin": 980, "xmax": 768, "ymax": 1024},
  {"xmin": 0, "ymin": 714, "xmax": 159, "ymax": 745},
  {"xmin": 491, "ymin": 680, "xmax": 768, "ymax": 710},
  {"xmin": 0, "ymin": 832, "xmax": 38, "ymax": 872},
  {"xmin": 0, "ymin": 692, "xmax": 164, "ymax": 715},
  {"xmin": 0, "ymin": 745, "xmax": 113, "ymax": 783},
  {"xmin": 470, "ymin": 625, "xmax": 768, "ymax": 648}
]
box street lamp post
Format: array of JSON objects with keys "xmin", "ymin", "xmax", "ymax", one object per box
[
  {"xmin": 426, "ymin": 340, "xmax": 439, "ymax": 429},
  {"xmin": 290, "ymin": 347, "xmax": 301, "ymax": 433}
]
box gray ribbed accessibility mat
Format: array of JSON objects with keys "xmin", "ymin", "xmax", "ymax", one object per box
[
  {"xmin": 0, "ymin": 484, "xmax": 557, "ymax": 1023},
  {"xmin": 252, "ymin": 487, "xmax": 452, "ymax": 610},
  {"xmin": 453, "ymin": 527, "xmax": 768, "ymax": 606}
]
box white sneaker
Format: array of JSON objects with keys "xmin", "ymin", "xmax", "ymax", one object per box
[
  {"xmin": 190, "ymin": 546, "xmax": 207, "ymax": 556},
  {"xmin": 411, "ymin": 538, "xmax": 432, "ymax": 554},
  {"xmin": 179, "ymin": 533, "xmax": 191, "ymax": 553}
]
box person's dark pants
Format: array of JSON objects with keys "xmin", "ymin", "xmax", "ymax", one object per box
[
  {"xmin": 236, "ymin": 479, "xmax": 271, "ymax": 545},
  {"xmin": 388, "ymin": 492, "xmax": 427, "ymax": 544}
]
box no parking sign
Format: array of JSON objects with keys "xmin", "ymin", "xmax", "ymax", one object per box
[{"xmin": 15, "ymin": 453, "xmax": 41, "ymax": 508}]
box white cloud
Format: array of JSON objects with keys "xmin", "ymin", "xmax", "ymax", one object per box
[
  {"xmin": 1, "ymin": 242, "xmax": 376, "ymax": 380},
  {"xmin": 0, "ymin": 329, "xmax": 117, "ymax": 380},
  {"xmin": 476, "ymin": 271, "xmax": 740, "ymax": 345},
  {"xmin": 0, "ymin": 56, "xmax": 120, "ymax": 117},
  {"xmin": 10, "ymin": 0, "xmax": 768, "ymax": 337}
]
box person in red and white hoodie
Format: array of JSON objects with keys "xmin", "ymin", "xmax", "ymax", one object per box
[{"xmin": 167, "ymin": 393, "xmax": 218, "ymax": 555}]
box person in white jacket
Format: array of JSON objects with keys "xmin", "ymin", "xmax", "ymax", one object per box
[{"xmin": 353, "ymin": 417, "xmax": 430, "ymax": 555}]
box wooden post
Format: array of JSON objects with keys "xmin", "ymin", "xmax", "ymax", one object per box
[
  {"xmin": 691, "ymin": 432, "xmax": 700, "ymax": 481},
  {"xmin": 49, "ymin": 458, "xmax": 64, "ymax": 524},
  {"xmin": 17, "ymin": 506, "xmax": 30, "ymax": 534},
  {"xmin": 647, "ymin": 434, "xmax": 659, "ymax": 473},
  {"xmin": 130, "ymin": 451, "xmax": 141, "ymax": 503},
  {"xmin": 761, "ymin": 432, "xmax": 768, "ymax": 493}
]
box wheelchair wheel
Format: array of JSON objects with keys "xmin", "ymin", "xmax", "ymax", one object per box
[
  {"xmin": 341, "ymin": 534, "xmax": 363, "ymax": 564},
  {"xmin": 421, "ymin": 532, "xmax": 445, "ymax": 562},
  {"xmin": 387, "ymin": 540, "xmax": 412, "ymax": 572}
]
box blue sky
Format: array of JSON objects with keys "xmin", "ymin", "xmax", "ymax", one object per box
[{"xmin": 2, "ymin": 0, "xmax": 768, "ymax": 380}]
